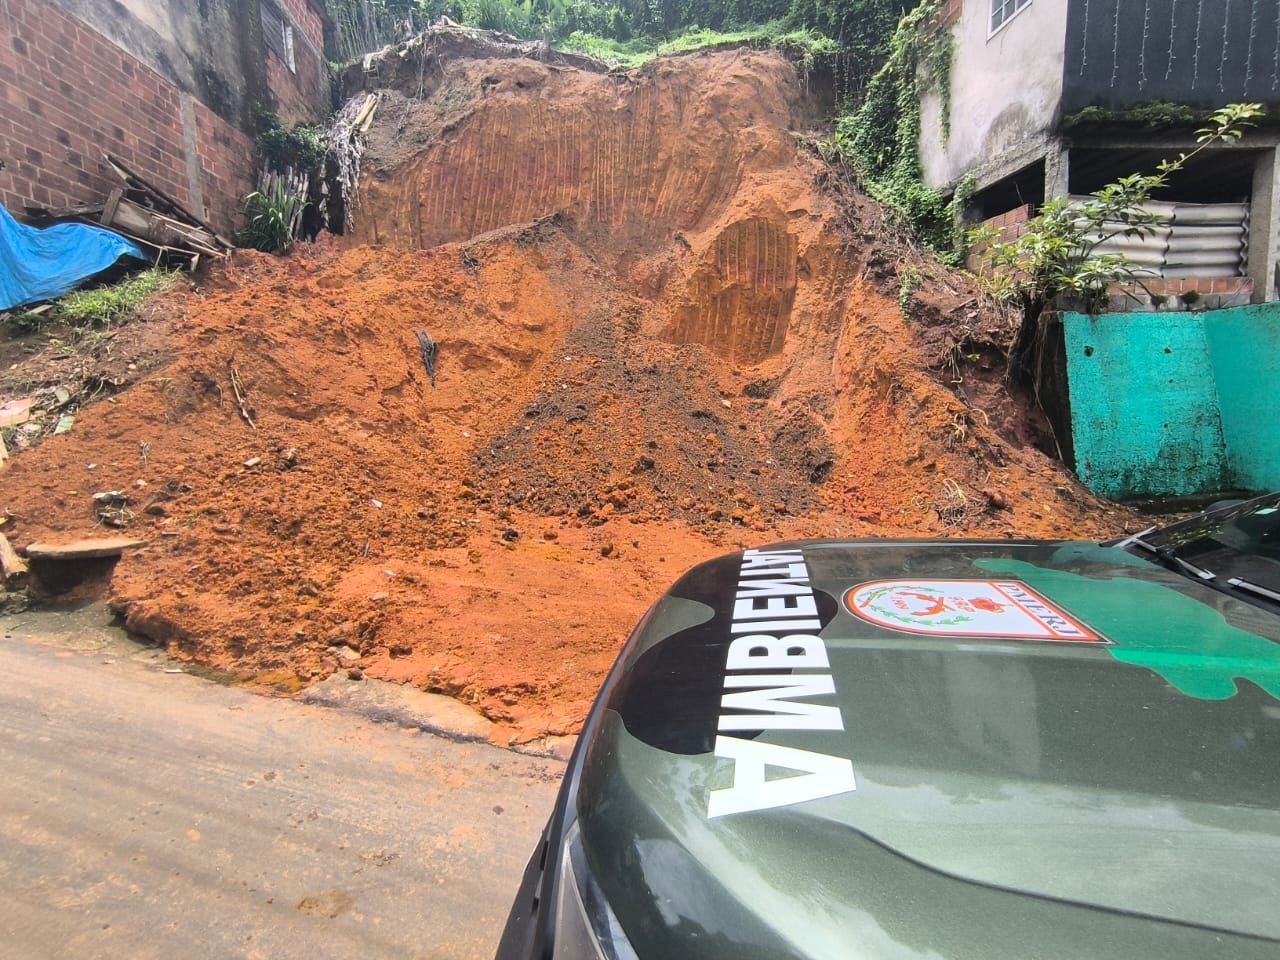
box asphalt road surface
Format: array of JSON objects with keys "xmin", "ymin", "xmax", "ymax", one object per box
[{"xmin": 0, "ymin": 606, "xmax": 564, "ymax": 960}]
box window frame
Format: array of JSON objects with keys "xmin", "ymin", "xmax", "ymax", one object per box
[
  {"xmin": 260, "ymin": 1, "xmax": 297, "ymax": 74},
  {"xmin": 989, "ymin": 0, "xmax": 1032, "ymax": 38}
]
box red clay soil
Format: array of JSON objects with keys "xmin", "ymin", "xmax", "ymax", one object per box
[{"xmin": 1, "ymin": 44, "xmax": 1135, "ymax": 747}]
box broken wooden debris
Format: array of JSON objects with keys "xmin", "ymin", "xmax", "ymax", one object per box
[
  {"xmin": 103, "ymin": 154, "xmax": 233, "ymax": 251},
  {"xmin": 101, "ymin": 189, "xmax": 226, "ymax": 260},
  {"xmin": 353, "ymin": 93, "xmax": 379, "ymax": 132},
  {"xmin": 22, "ymin": 153, "xmax": 233, "ymax": 270},
  {"xmin": 24, "ymin": 537, "xmax": 146, "ymax": 559},
  {"xmin": 0, "ymin": 532, "xmax": 28, "ymax": 585}
]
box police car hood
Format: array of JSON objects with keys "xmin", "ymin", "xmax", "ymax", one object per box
[{"xmin": 573, "ymin": 540, "xmax": 1280, "ymax": 958}]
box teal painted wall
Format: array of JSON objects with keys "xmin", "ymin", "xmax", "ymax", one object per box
[
  {"xmin": 1061, "ymin": 304, "xmax": 1280, "ymax": 499},
  {"xmin": 1204, "ymin": 306, "xmax": 1280, "ymax": 492}
]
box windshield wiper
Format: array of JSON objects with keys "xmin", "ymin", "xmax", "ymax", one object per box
[
  {"xmin": 1118, "ymin": 528, "xmax": 1218, "ymax": 580},
  {"xmin": 1227, "ymin": 577, "xmax": 1280, "ymax": 605}
]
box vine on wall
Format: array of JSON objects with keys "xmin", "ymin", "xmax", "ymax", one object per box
[{"xmin": 832, "ymin": 0, "xmax": 963, "ymax": 260}]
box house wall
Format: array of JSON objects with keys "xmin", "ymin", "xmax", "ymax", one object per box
[
  {"xmin": 920, "ymin": 0, "xmax": 1068, "ymax": 192},
  {"xmin": 1204, "ymin": 307, "xmax": 1280, "ymax": 493},
  {"xmin": 0, "ymin": 0, "xmax": 327, "ymax": 236},
  {"xmin": 1056, "ymin": 306, "xmax": 1280, "ymax": 499},
  {"xmin": 269, "ymin": 0, "xmax": 332, "ymax": 125},
  {"xmin": 1062, "ymin": 0, "xmax": 1280, "ymax": 114}
]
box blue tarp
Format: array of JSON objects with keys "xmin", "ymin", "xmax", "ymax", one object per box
[{"xmin": 0, "ymin": 202, "xmax": 145, "ymax": 311}]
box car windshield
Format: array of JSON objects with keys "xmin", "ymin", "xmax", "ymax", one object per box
[{"xmin": 1116, "ymin": 492, "xmax": 1280, "ymax": 611}]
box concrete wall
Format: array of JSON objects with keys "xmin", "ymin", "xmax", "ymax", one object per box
[
  {"xmin": 1057, "ymin": 306, "xmax": 1280, "ymax": 499},
  {"xmin": 920, "ymin": 0, "xmax": 1067, "ymax": 192},
  {"xmin": 0, "ymin": 0, "xmax": 327, "ymax": 235},
  {"xmin": 51, "ymin": 0, "xmax": 257, "ymax": 128},
  {"xmin": 1204, "ymin": 308, "xmax": 1280, "ymax": 492},
  {"xmin": 1063, "ymin": 0, "xmax": 1280, "ymax": 114}
]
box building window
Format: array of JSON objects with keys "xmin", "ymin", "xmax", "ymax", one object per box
[
  {"xmin": 990, "ymin": 0, "xmax": 1030, "ymax": 35},
  {"xmin": 260, "ymin": 1, "xmax": 296, "ymax": 73}
]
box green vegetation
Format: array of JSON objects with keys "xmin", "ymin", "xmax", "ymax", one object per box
[
  {"xmin": 240, "ymin": 175, "xmax": 310, "ymax": 253},
  {"xmin": 896, "ymin": 264, "xmax": 922, "ymax": 320},
  {"xmin": 560, "ymin": 22, "xmax": 837, "ymax": 70},
  {"xmin": 244, "ymin": 113, "xmax": 322, "ymax": 251},
  {"xmin": 829, "ymin": 0, "xmax": 963, "ymax": 261},
  {"xmin": 324, "ymin": 0, "xmax": 916, "ymax": 89},
  {"xmin": 255, "ymin": 111, "xmax": 328, "ymax": 175},
  {"xmin": 1062, "ymin": 101, "xmax": 1207, "ymax": 131},
  {"xmin": 327, "ymin": 0, "xmax": 448, "ymax": 63},
  {"xmin": 11, "ymin": 268, "xmax": 181, "ymax": 332},
  {"xmin": 56, "ymin": 268, "xmax": 180, "ymax": 328}
]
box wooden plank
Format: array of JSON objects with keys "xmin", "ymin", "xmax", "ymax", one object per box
[
  {"xmin": 104, "ymin": 196, "xmax": 154, "ymax": 236},
  {"xmin": 25, "ymin": 202, "xmax": 105, "ymax": 219},
  {"xmin": 103, "ymin": 152, "xmax": 233, "ymax": 250},
  {"xmin": 101, "ymin": 188, "xmax": 123, "ymax": 227},
  {"xmin": 102, "ymin": 197, "xmax": 227, "ymax": 260},
  {"xmin": 0, "ymin": 532, "xmax": 28, "ymax": 586}
]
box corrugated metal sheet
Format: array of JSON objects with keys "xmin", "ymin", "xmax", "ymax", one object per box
[{"xmin": 1073, "ymin": 198, "xmax": 1248, "ymax": 279}]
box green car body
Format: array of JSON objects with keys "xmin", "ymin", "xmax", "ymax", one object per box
[{"xmin": 498, "ymin": 497, "xmax": 1280, "ymax": 959}]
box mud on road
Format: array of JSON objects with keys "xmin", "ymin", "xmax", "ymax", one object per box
[{"xmin": 0, "ymin": 43, "xmax": 1134, "ymax": 746}]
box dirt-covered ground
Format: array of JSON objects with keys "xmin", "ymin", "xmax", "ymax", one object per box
[{"xmin": 0, "ymin": 40, "xmax": 1135, "ymax": 747}]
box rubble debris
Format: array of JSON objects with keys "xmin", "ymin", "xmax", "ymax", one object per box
[
  {"xmin": 100, "ymin": 188, "xmax": 226, "ymax": 264},
  {"xmin": 0, "ymin": 399, "xmax": 32, "ymax": 427},
  {"xmin": 416, "ymin": 330, "xmax": 438, "ymax": 387},
  {"xmin": 229, "ymin": 362, "xmax": 256, "ymax": 430},
  {"xmin": 328, "ymin": 94, "xmax": 377, "ymax": 230},
  {"xmin": 92, "ymin": 490, "xmax": 134, "ymax": 528},
  {"xmin": 102, "ymin": 154, "xmax": 233, "ymax": 253},
  {"xmin": 21, "ymin": 153, "xmax": 232, "ymax": 273},
  {"xmin": 0, "ymin": 48, "xmax": 1133, "ymax": 746}
]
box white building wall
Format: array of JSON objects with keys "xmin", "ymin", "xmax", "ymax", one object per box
[{"xmin": 920, "ymin": 0, "xmax": 1068, "ymax": 192}]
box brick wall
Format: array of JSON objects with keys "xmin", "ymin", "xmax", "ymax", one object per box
[
  {"xmin": 936, "ymin": 0, "xmax": 963, "ymax": 27},
  {"xmin": 193, "ymin": 102, "xmax": 258, "ymax": 238},
  {"xmin": 269, "ymin": 0, "xmax": 332, "ymax": 125},
  {"xmin": 0, "ymin": 0, "xmax": 328, "ymax": 238},
  {"xmin": 1106, "ymin": 277, "xmax": 1254, "ymax": 312},
  {"xmin": 966, "ymin": 204, "xmax": 1032, "ymax": 273}
]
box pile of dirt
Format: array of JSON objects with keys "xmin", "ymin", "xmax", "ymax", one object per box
[{"xmin": 0, "ymin": 42, "xmax": 1134, "ymax": 746}]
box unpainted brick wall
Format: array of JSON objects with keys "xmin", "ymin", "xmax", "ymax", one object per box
[
  {"xmin": 269, "ymin": 0, "xmax": 331, "ymax": 125},
  {"xmin": 0, "ymin": 0, "xmax": 323, "ymax": 237},
  {"xmin": 965, "ymin": 204, "xmax": 1032, "ymax": 273}
]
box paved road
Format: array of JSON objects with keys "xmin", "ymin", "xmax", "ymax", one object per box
[{"xmin": 0, "ymin": 607, "xmax": 563, "ymax": 960}]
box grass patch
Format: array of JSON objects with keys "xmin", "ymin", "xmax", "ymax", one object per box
[
  {"xmin": 560, "ymin": 23, "xmax": 838, "ymax": 71},
  {"xmin": 40, "ymin": 268, "xmax": 180, "ymax": 330}
]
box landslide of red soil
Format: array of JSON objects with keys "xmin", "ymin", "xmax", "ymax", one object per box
[{"xmin": 1, "ymin": 44, "xmax": 1134, "ymax": 746}]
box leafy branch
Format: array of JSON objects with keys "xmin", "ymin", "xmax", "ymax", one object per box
[{"xmin": 971, "ymin": 102, "xmax": 1264, "ymax": 315}]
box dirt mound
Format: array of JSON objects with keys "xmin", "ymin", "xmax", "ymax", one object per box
[{"xmin": 1, "ymin": 45, "xmax": 1134, "ymax": 745}]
